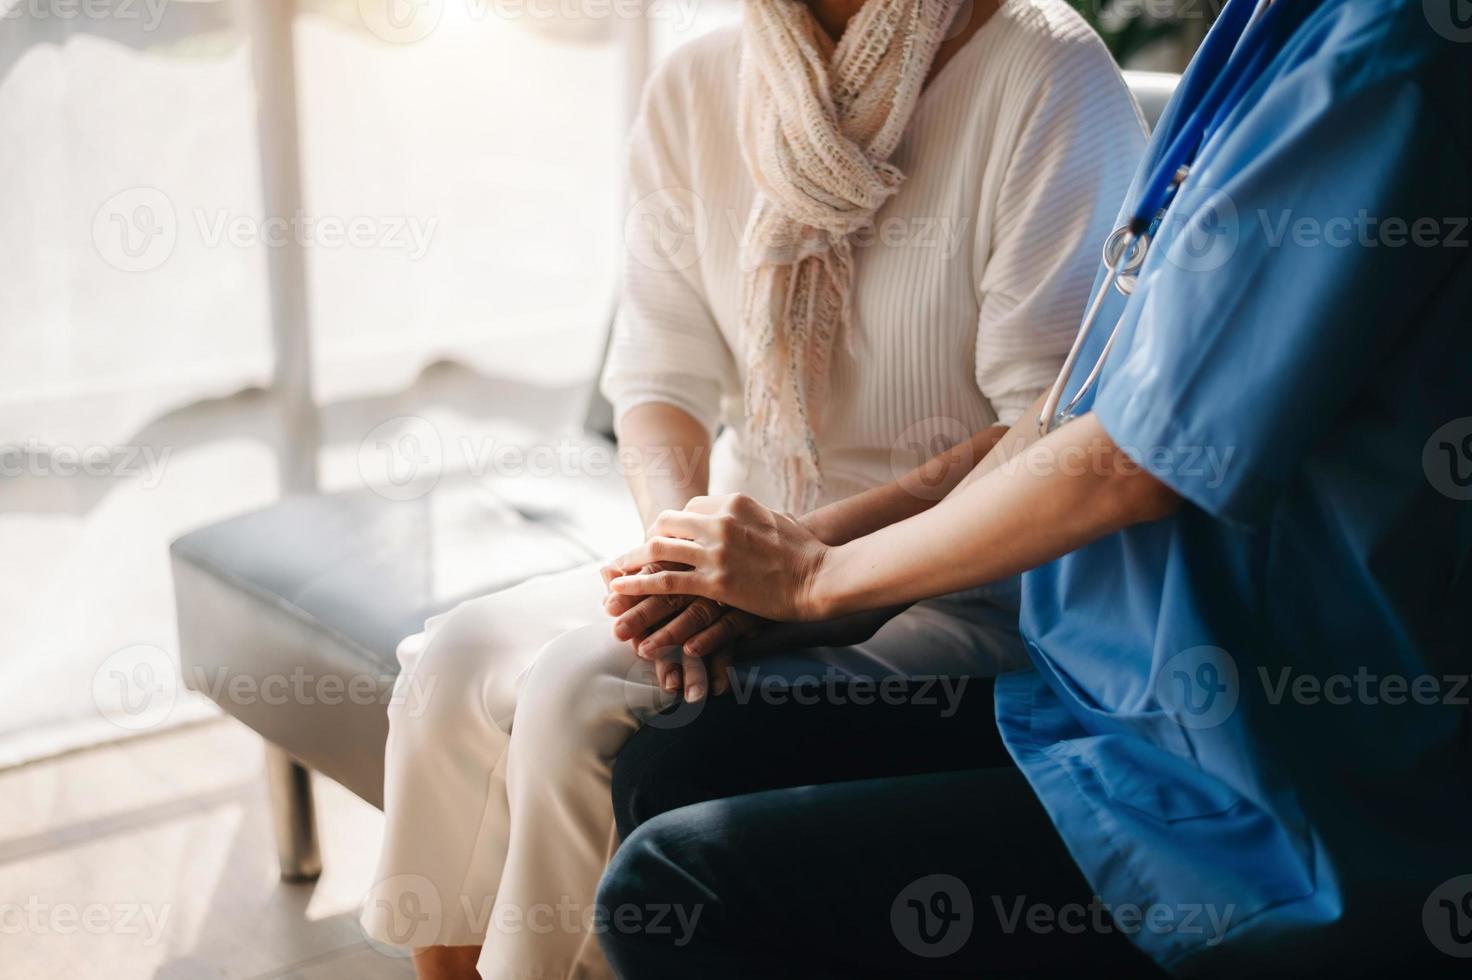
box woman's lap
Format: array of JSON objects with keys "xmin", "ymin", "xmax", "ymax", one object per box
[
  {"xmin": 742, "ymin": 592, "xmax": 1027, "ymax": 683},
  {"xmin": 398, "ymin": 561, "xmax": 1023, "ymax": 743},
  {"xmin": 392, "ymin": 560, "xmax": 614, "ymax": 731}
]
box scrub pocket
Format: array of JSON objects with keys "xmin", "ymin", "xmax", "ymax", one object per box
[{"xmin": 1049, "ymin": 734, "xmax": 1319, "ymax": 960}]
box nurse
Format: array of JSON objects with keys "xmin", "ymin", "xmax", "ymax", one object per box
[{"xmin": 596, "ymin": 0, "xmax": 1472, "ymax": 974}]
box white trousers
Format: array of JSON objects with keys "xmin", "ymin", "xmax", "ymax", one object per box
[{"xmin": 360, "ymin": 561, "xmax": 1025, "ymax": 980}]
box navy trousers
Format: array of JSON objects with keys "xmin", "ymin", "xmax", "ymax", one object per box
[{"xmin": 596, "ymin": 674, "xmax": 1170, "ymax": 978}]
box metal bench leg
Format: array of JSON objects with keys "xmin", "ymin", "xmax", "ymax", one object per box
[{"xmin": 265, "ymin": 744, "xmax": 322, "ymax": 882}]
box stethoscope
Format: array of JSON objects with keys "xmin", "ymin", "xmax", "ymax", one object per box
[{"xmin": 1037, "ymin": 0, "xmax": 1299, "ymax": 436}]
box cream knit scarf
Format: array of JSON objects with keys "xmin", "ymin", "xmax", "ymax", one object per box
[{"xmin": 738, "ymin": 0, "xmax": 957, "ymax": 510}]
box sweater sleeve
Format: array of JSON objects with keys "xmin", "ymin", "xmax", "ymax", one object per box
[
  {"xmin": 599, "ymin": 57, "xmax": 737, "ymax": 440},
  {"xmin": 972, "ymin": 34, "xmax": 1146, "ymax": 427}
]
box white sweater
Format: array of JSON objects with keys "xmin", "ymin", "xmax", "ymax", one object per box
[{"xmin": 601, "ymin": 0, "xmax": 1146, "ymax": 509}]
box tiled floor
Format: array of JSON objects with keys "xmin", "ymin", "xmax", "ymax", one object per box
[{"xmin": 0, "ymin": 718, "xmax": 411, "ymax": 980}]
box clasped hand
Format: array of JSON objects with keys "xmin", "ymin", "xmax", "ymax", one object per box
[{"xmin": 599, "ymin": 493, "xmax": 831, "ymax": 702}]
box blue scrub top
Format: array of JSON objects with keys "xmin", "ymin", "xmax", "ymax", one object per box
[{"xmin": 996, "ymin": 0, "xmax": 1472, "ymax": 973}]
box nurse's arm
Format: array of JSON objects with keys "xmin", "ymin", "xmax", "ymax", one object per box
[
  {"xmin": 811, "ymin": 412, "xmax": 1180, "ymax": 617},
  {"xmin": 801, "ymin": 387, "xmax": 1070, "ymax": 547},
  {"xmin": 800, "ymin": 423, "xmax": 1010, "ymax": 545},
  {"xmin": 608, "ymin": 408, "xmax": 1180, "ymax": 622}
]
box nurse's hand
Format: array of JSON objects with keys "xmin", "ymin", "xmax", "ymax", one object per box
[{"xmin": 607, "ymin": 494, "xmax": 831, "ymax": 622}]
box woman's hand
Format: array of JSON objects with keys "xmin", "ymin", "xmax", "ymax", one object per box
[
  {"xmin": 600, "ymin": 561, "xmax": 750, "ymax": 701},
  {"xmin": 639, "ymin": 607, "xmax": 765, "ymax": 700},
  {"xmin": 602, "ymin": 562, "xmax": 709, "ymax": 646},
  {"xmin": 608, "ymin": 493, "xmax": 831, "ymax": 622}
]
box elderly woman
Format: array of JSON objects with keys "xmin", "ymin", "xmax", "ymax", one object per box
[{"xmin": 360, "ymin": 0, "xmax": 1143, "ymax": 977}]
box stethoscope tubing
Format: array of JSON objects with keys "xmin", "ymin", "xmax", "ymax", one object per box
[{"xmin": 1035, "ymin": 0, "xmax": 1300, "ymax": 437}]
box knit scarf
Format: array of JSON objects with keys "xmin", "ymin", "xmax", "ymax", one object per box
[{"xmin": 737, "ymin": 0, "xmax": 958, "ymax": 510}]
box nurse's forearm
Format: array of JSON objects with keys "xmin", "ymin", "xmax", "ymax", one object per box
[
  {"xmin": 810, "ymin": 413, "xmax": 1180, "ymax": 618},
  {"xmin": 950, "ymin": 390, "xmax": 1053, "ymax": 495},
  {"xmin": 802, "ymin": 424, "xmax": 1009, "ymax": 544},
  {"xmin": 801, "ymin": 390, "xmax": 1053, "ymax": 545},
  {"xmin": 616, "ymin": 403, "xmax": 711, "ymax": 531}
]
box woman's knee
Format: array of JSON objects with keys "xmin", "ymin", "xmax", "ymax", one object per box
[
  {"xmin": 388, "ymin": 598, "xmax": 512, "ymax": 741},
  {"xmin": 511, "ymin": 624, "xmax": 660, "ymax": 767}
]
